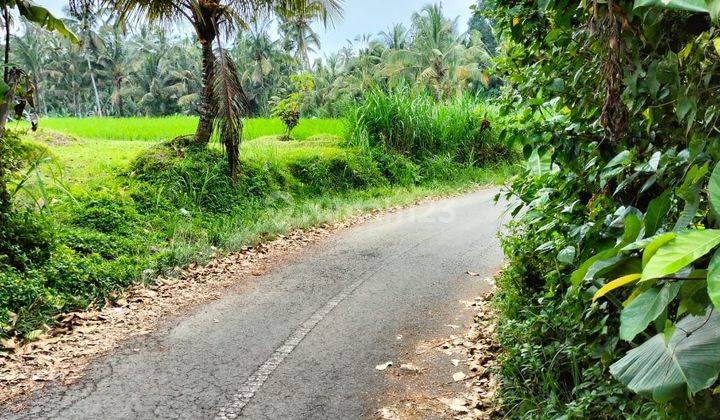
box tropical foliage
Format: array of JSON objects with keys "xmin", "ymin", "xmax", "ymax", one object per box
[{"xmin": 491, "ymin": 0, "xmax": 720, "ymax": 416}]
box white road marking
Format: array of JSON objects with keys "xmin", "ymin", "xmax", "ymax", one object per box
[
  {"xmin": 215, "ymin": 275, "xmax": 367, "ymax": 419},
  {"xmin": 214, "ymin": 228, "xmax": 438, "ymax": 419}
]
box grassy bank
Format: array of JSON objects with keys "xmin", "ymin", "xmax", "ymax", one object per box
[{"xmin": 1, "ymin": 114, "xmax": 515, "ymax": 341}]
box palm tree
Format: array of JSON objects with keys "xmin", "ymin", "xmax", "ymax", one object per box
[
  {"xmin": 378, "ymin": 23, "xmax": 408, "ymax": 50},
  {"xmin": 408, "ymin": 4, "xmax": 458, "ymax": 99},
  {"xmin": 42, "ymin": 35, "xmax": 86, "ymax": 116},
  {"xmin": 233, "ymin": 17, "xmax": 292, "ymax": 115},
  {"xmin": 127, "ymin": 26, "xmax": 179, "ymax": 116},
  {"xmin": 277, "ymin": 1, "xmax": 326, "ymax": 69},
  {"xmin": 96, "ymin": 24, "xmax": 130, "ymax": 116},
  {"xmin": 166, "ymin": 37, "xmax": 203, "ymax": 115},
  {"xmin": 379, "ymin": 4, "xmax": 490, "ymax": 100},
  {"xmin": 67, "ymin": 4, "xmax": 107, "ymax": 116},
  {"xmin": 12, "ymin": 24, "xmax": 49, "ymax": 115},
  {"xmin": 103, "ymin": 0, "xmax": 342, "ymax": 147}
]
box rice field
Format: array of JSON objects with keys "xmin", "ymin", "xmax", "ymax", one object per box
[
  {"xmin": 15, "ymin": 116, "xmax": 345, "ymax": 142},
  {"xmin": 21, "ymin": 116, "xmax": 347, "ymax": 185}
]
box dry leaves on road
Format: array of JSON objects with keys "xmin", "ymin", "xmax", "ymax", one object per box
[{"xmin": 375, "ymin": 289, "xmax": 501, "ymax": 419}]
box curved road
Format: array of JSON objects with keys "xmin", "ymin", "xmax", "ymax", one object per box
[{"xmin": 4, "ymin": 189, "xmax": 505, "ymax": 419}]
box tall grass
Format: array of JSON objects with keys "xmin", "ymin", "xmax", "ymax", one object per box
[
  {"xmin": 15, "ymin": 116, "xmax": 344, "ymax": 142},
  {"xmin": 346, "ymin": 87, "xmax": 507, "ymax": 164}
]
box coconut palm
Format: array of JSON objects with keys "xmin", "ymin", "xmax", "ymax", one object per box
[
  {"xmin": 66, "ymin": 4, "xmax": 108, "ymax": 116},
  {"xmin": 103, "ymin": 0, "xmax": 341, "ymax": 143},
  {"xmin": 380, "ymin": 4, "xmax": 490, "ymax": 100},
  {"xmin": 378, "ymin": 23, "xmax": 408, "ymax": 50},
  {"xmin": 166, "ymin": 37, "xmax": 203, "ymax": 115},
  {"xmin": 95, "ymin": 24, "xmax": 130, "ymax": 116},
  {"xmin": 12, "ymin": 24, "xmax": 49, "ymax": 115},
  {"xmin": 233, "ymin": 17, "xmax": 293, "ymax": 115},
  {"xmin": 277, "ymin": 1, "xmax": 328, "ymax": 69}
]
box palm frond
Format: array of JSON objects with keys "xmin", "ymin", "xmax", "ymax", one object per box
[{"xmin": 210, "ymin": 50, "xmax": 247, "ymax": 180}]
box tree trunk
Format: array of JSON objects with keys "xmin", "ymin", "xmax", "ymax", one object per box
[
  {"xmin": 0, "ymin": 70, "xmax": 18, "ymax": 214},
  {"xmin": 33, "ymin": 74, "xmax": 45, "ymax": 116},
  {"xmin": 86, "ymin": 55, "xmax": 103, "ymax": 117},
  {"xmin": 74, "ymin": 91, "xmax": 80, "ymax": 117},
  {"xmin": 3, "ymin": 5, "xmax": 9, "ymax": 85},
  {"xmin": 195, "ymin": 37, "xmax": 216, "ymax": 145},
  {"xmin": 115, "ymin": 77, "xmax": 123, "ymax": 117},
  {"xmin": 0, "ymin": 136, "xmax": 9, "ymax": 214}
]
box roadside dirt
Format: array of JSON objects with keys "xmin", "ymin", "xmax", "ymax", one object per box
[
  {"xmin": 0, "ymin": 189, "xmax": 491, "ymax": 410},
  {"xmin": 373, "ymin": 287, "xmax": 501, "ymax": 419}
]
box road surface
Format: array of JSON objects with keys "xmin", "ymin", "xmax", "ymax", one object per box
[{"xmin": 4, "ymin": 189, "xmax": 505, "ymax": 419}]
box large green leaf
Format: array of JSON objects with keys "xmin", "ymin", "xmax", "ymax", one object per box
[
  {"xmin": 14, "ymin": 1, "xmax": 78, "ymax": 43},
  {"xmin": 641, "ymin": 230, "xmax": 720, "ymax": 281},
  {"xmin": 634, "ymin": 0, "xmax": 709, "ymax": 13},
  {"xmin": 707, "ymin": 249, "xmax": 720, "ymax": 309},
  {"xmin": 644, "ymin": 191, "xmax": 671, "ymax": 236},
  {"xmin": 620, "ymin": 283, "xmax": 681, "ymax": 341},
  {"xmin": 527, "ymin": 148, "xmax": 551, "ymax": 176},
  {"xmin": 571, "ymin": 249, "xmax": 619, "ymax": 286},
  {"xmin": 709, "ymin": 162, "xmax": 720, "ymax": 221},
  {"xmin": 642, "ymin": 232, "xmax": 676, "ymax": 269},
  {"xmin": 618, "ymin": 214, "xmax": 642, "ymax": 248},
  {"xmin": 611, "ymin": 309, "xmax": 720, "ymax": 401}
]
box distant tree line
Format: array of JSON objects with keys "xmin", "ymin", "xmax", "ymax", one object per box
[{"xmin": 9, "ymin": 2, "xmax": 496, "ymax": 120}]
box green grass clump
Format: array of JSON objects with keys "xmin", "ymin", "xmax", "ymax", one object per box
[
  {"xmin": 15, "ymin": 116, "xmax": 344, "ymax": 142},
  {"xmin": 346, "ymin": 87, "xmax": 509, "ymax": 165}
]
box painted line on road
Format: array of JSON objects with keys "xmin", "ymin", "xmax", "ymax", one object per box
[
  {"xmin": 215, "ymin": 274, "xmax": 367, "ymax": 419},
  {"xmin": 215, "ymin": 234, "xmax": 433, "ymax": 419}
]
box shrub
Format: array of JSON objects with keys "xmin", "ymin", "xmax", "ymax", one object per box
[
  {"xmin": 287, "ymin": 151, "xmax": 386, "ymax": 193},
  {"xmin": 369, "ymin": 149, "xmax": 421, "ymax": 186},
  {"xmin": 490, "ymin": 0, "xmax": 720, "ymax": 416},
  {"xmin": 70, "ymin": 195, "xmax": 140, "ymax": 234},
  {"xmin": 0, "ymin": 211, "xmax": 54, "ymax": 270}
]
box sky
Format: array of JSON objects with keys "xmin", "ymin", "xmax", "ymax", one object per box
[{"xmin": 37, "ymin": 0, "xmax": 476, "ymax": 57}]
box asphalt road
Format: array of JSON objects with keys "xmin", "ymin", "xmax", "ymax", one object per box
[{"xmin": 4, "ymin": 189, "xmax": 506, "ymax": 420}]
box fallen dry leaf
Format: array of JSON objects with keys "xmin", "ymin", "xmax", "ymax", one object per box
[
  {"xmin": 452, "ymin": 372, "xmax": 467, "ymax": 382},
  {"xmin": 466, "ymin": 271, "xmax": 480, "ymax": 277},
  {"xmin": 376, "ymin": 407, "xmax": 400, "ymax": 419},
  {"xmin": 439, "ymin": 397, "xmax": 468, "ymax": 414},
  {"xmin": 399, "ymin": 363, "xmax": 422, "ymax": 374},
  {"xmin": 375, "ymin": 362, "xmax": 393, "ymax": 371}
]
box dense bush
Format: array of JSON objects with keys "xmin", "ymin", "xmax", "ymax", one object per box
[
  {"xmin": 346, "ymin": 87, "xmax": 510, "ymax": 165},
  {"xmin": 491, "ymin": 0, "xmax": 720, "ymax": 417}
]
